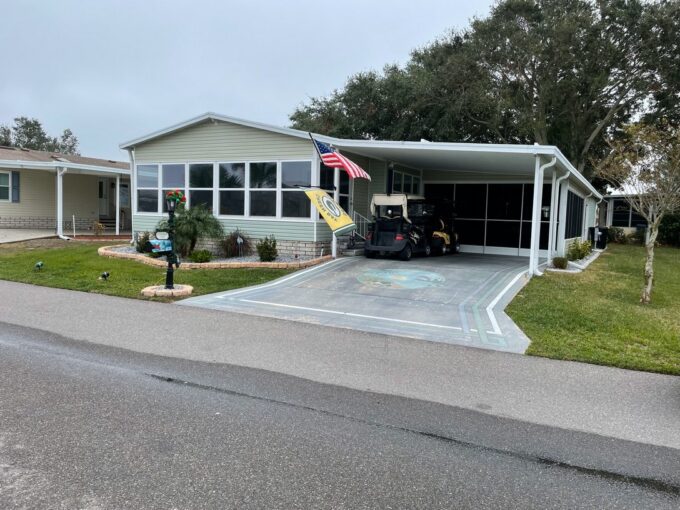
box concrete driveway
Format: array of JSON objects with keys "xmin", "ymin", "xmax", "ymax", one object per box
[
  {"xmin": 180, "ymin": 253, "xmax": 532, "ymax": 353},
  {"xmin": 0, "ymin": 228, "xmax": 54, "ymax": 244}
]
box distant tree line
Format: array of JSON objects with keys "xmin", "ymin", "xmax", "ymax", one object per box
[
  {"xmin": 0, "ymin": 116, "xmax": 80, "ymax": 155},
  {"xmin": 290, "ymin": 0, "xmax": 680, "ymax": 181}
]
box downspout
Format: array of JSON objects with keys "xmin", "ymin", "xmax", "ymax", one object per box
[
  {"xmin": 530, "ymin": 156, "xmax": 556, "ymax": 276},
  {"xmin": 582, "ymin": 192, "xmax": 593, "ymax": 240},
  {"xmin": 127, "ymin": 148, "xmax": 135, "ymax": 244},
  {"xmin": 56, "ymin": 167, "xmax": 70, "ymax": 240},
  {"xmin": 548, "ymin": 170, "xmax": 570, "ymax": 260}
]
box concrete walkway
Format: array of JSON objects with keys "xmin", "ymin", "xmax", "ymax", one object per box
[
  {"xmin": 0, "ymin": 280, "xmax": 678, "ymax": 450},
  {"xmin": 0, "ymin": 228, "xmax": 55, "ymax": 244}
]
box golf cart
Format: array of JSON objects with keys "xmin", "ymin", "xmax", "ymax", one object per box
[{"xmin": 364, "ymin": 194, "xmax": 460, "ymax": 261}]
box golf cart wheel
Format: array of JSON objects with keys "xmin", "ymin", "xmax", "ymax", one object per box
[
  {"xmin": 438, "ymin": 243, "xmax": 447, "ymax": 256},
  {"xmin": 453, "ymin": 241, "xmax": 461, "ymax": 254},
  {"xmin": 424, "ymin": 244, "xmax": 432, "ymax": 257},
  {"xmin": 399, "ymin": 244, "xmax": 413, "ymax": 261}
]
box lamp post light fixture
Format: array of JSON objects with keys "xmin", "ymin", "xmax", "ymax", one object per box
[{"xmin": 163, "ymin": 190, "xmax": 185, "ymax": 290}]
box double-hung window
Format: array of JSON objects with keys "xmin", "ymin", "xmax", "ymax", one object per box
[
  {"xmin": 137, "ymin": 164, "xmax": 159, "ymax": 212},
  {"xmin": 161, "ymin": 164, "xmax": 185, "ymax": 212},
  {"xmin": 189, "ymin": 163, "xmax": 214, "ymax": 210},
  {"xmin": 0, "ymin": 172, "xmax": 9, "ymax": 200},
  {"xmin": 249, "ymin": 162, "xmax": 277, "ymax": 216},
  {"xmin": 219, "ymin": 163, "xmax": 245, "ymax": 215},
  {"xmin": 281, "ymin": 161, "xmax": 311, "ymax": 218}
]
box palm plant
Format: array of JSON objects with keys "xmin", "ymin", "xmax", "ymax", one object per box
[{"xmin": 157, "ymin": 204, "xmax": 224, "ymax": 257}]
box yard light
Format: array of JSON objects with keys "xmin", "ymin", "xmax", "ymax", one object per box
[
  {"xmin": 34, "ymin": 261, "xmax": 44, "ymax": 271},
  {"xmin": 163, "ymin": 190, "xmax": 185, "ymax": 289},
  {"xmin": 99, "ymin": 271, "xmax": 110, "ymax": 281}
]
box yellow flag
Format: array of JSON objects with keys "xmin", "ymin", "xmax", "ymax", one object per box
[{"xmin": 305, "ymin": 189, "xmax": 356, "ymax": 236}]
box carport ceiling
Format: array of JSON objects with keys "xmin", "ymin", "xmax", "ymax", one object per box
[{"xmin": 334, "ymin": 141, "xmax": 564, "ymax": 176}]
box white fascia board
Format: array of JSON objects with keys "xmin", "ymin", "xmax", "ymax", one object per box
[
  {"xmin": 119, "ymin": 112, "xmax": 337, "ymax": 149},
  {"xmin": 0, "ymin": 160, "xmax": 130, "ymax": 176},
  {"xmin": 330, "ymin": 138, "xmax": 557, "ymax": 155},
  {"xmin": 551, "ymin": 149, "xmax": 602, "ymax": 200}
]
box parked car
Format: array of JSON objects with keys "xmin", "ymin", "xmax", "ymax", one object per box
[{"xmin": 364, "ymin": 194, "xmax": 460, "ymax": 261}]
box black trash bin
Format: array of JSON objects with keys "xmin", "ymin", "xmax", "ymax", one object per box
[
  {"xmin": 596, "ymin": 227, "xmax": 608, "ymax": 249},
  {"xmin": 588, "ymin": 227, "xmax": 596, "ymax": 245}
]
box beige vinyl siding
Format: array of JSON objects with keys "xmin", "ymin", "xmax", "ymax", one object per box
[
  {"xmin": 134, "ymin": 120, "xmax": 315, "ymax": 163},
  {"xmin": 63, "ymin": 174, "xmax": 99, "ymax": 223},
  {"xmin": 0, "ymin": 168, "xmax": 55, "ymax": 217}
]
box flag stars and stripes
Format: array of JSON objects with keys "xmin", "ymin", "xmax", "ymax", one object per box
[{"xmin": 311, "ymin": 137, "xmax": 371, "ymax": 181}]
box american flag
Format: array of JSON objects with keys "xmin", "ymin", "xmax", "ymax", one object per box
[{"xmin": 311, "ymin": 137, "xmax": 371, "ymax": 181}]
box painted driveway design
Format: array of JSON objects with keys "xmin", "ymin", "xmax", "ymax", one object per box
[{"xmin": 179, "ymin": 254, "xmax": 531, "ymax": 353}]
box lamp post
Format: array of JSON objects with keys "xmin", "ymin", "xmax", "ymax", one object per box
[{"xmin": 163, "ymin": 190, "xmax": 184, "ymax": 289}]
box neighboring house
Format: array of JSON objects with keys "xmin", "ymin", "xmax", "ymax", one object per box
[
  {"xmin": 599, "ymin": 192, "xmax": 648, "ymax": 233},
  {"xmin": 0, "ymin": 146, "xmax": 131, "ymax": 236},
  {"xmin": 120, "ymin": 113, "xmax": 602, "ymax": 273}
]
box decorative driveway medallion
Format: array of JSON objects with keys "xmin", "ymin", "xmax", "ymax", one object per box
[{"xmin": 357, "ymin": 268, "xmax": 446, "ymax": 289}]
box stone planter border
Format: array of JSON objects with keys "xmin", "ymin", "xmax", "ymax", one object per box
[{"xmin": 98, "ymin": 245, "xmax": 332, "ymax": 270}]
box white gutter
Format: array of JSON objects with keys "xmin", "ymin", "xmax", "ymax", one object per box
[
  {"xmin": 0, "ymin": 159, "xmax": 130, "ymax": 176},
  {"xmin": 548, "ymin": 170, "xmax": 570, "ymax": 260}
]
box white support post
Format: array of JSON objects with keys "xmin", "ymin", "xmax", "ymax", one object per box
[
  {"xmin": 332, "ymin": 166, "xmax": 340, "ymax": 258},
  {"xmin": 528, "ymin": 156, "xmax": 544, "ymax": 275},
  {"xmin": 556, "ymin": 180, "xmax": 569, "ymax": 257},
  {"xmin": 115, "ymin": 174, "xmax": 121, "ymax": 235},
  {"xmin": 547, "ymin": 170, "xmax": 557, "ymax": 261},
  {"xmin": 56, "ymin": 168, "xmax": 67, "ymax": 237}
]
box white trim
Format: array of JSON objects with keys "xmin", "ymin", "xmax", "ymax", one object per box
[
  {"xmin": 0, "ymin": 159, "xmax": 129, "ymax": 176},
  {"xmin": 119, "ymin": 112, "xmax": 599, "ymax": 199}
]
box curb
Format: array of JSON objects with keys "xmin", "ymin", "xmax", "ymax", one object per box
[{"xmin": 97, "ymin": 245, "xmax": 332, "ymax": 270}]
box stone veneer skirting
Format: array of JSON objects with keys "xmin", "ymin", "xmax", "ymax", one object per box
[
  {"xmin": 0, "ymin": 216, "xmax": 98, "ymax": 230},
  {"xmin": 194, "ymin": 237, "xmax": 331, "ymax": 258},
  {"xmin": 98, "ymin": 245, "xmax": 333, "ymax": 270}
]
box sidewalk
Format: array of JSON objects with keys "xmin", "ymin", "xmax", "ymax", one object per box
[{"xmin": 1, "ymin": 280, "xmax": 678, "ymax": 449}]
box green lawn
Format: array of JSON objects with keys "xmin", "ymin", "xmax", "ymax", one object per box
[
  {"xmin": 507, "ymin": 243, "xmax": 680, "ymax": 375},
  {"xmin": 0, "ymin": 240, "xmax": 292, "ymax": 300}
]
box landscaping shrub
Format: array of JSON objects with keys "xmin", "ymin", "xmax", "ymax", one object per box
[
  {"xmin": 188, "ymin": 249, "xmax": 212, "ymax": 263},
  {"xmin": 659, "ymin": 214, "xmax": 680, "ymax": 246},
  {"xmin": 135, "ymin": 232, "xmax": 151, "ymax": 253},
  {"xmin": 552, "ymin": 257, "xmax": 568, "ymax": 269},
  {"xmin": 567, "ymin": 239, "xmax": 591, "ymax": 261},
  {"xmin": 256, "ymin": 235, "xmax": 278, "ymax": 262},
  {"xmin": 222, "ymin": 230, "xmax": 253, "ymax": 258},
  {"xmin": 92, "ymin": 221, "xmax": 105, "ymax": 236},
  {"xmin": 157, "ymin": 205, "xmax": 224, "ymax": 257},
  {"xmin": 607, "ymin": 227, "xmax": 626, "ymax": 244}
]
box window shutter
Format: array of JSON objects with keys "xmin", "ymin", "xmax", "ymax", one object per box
[{"xmin": 11, "ymin": 171, "xmax": 19, "ymax": 202}]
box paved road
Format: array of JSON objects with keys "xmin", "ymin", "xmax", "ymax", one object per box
[
  {"xmin": 1, "ymin": 281, "xmax": 678, "ymax": 451},
  {"xmin": 1, "ymin": 322, "xmax": 679, "ymax": 509}
]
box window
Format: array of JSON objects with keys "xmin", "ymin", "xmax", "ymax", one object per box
[
  {"xmin": 136, "ymin": 164, "xmax": 159, "ymax": 212},
  {"xmin": 320, "ymin": 162, "xmax": 350, "ymax": 212},
  {"xmin": 219, "ymin": 163, "xmax": 245, "ymax": 216},
  {"xmin": 249, "ymin": 162, "xmax": 276, "ymax": 216},
  {"xmin": 189, "ymin": 163, "xmax": 213, "ymax": 210},
  {"xmin": 565, "ymin": 191, "xmax": 585, "ymax": 239},
  {"xmin": 0, "ymin": 172, "xmax": 9, "ymax": 200},
  {"xmin": 392, "ymin": 170, "xmax": 421, "ymax": 195},
  {"xmin": 611, "ymin": 198, "xmax": 647, "ymax": 228},
  {"xmin": 162, "ymin": 164, "xmax": 186, "ymax": 212},
  {"xmin": 282, "ymin": 161, "xmax": 311, "ymax": 218}
]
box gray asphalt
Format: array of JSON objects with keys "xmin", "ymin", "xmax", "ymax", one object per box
[
  {"xmin": 1, "ymin": 280, "xmax": 678, "ymax": 451},
  {"xmin": 1, "ymin": 322, "xmax": 679, "ymax": 509}
]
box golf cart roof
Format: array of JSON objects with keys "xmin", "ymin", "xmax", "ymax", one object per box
[{"xmin": 370, "ymin": 194, "xmax": 426, "ymax": 220}]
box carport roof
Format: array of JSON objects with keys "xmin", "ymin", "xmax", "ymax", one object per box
[
  {"xmin": 119, "ymin": 112, "xmax": 601, "ymax": 199},
  {"xmin": 0, "ymin": 146, "xmax": 129, "ymax": 177}
]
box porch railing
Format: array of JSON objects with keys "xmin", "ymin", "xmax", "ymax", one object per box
[{"xmin": 352, "ymin": 211, "xmax": 371, "ymax": 241}]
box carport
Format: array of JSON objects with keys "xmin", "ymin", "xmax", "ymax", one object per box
[{"xmin": 334, "ymin": 140, "xmax": 603, "ymax": 275}]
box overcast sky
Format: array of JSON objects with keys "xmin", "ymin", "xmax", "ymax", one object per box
[{"xmin": 1, "ymin": 0, "xmax": 493, "ymax": 160}]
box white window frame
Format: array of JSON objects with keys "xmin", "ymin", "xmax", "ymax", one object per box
[
  {"xmin": 187, "ymin": 162, "xmax": 215, "ymax": 210},
  {"xmin": 216, "ymin": 161, "xmax": 247, "ymax": 218},
  {"xmin": 135, "ymin": 164, "xmax": 160, "ymax": 215},
  {"xmin": 281, "ymin": 160, "xmax": 313, "ymax": 220},
  {"xmin": 0, "ymin": 171, "xmax": 10, "ymax": 202},
  {"xmin": 248, "ymin": 160, "xmax": 278, "ymax": 219}
]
